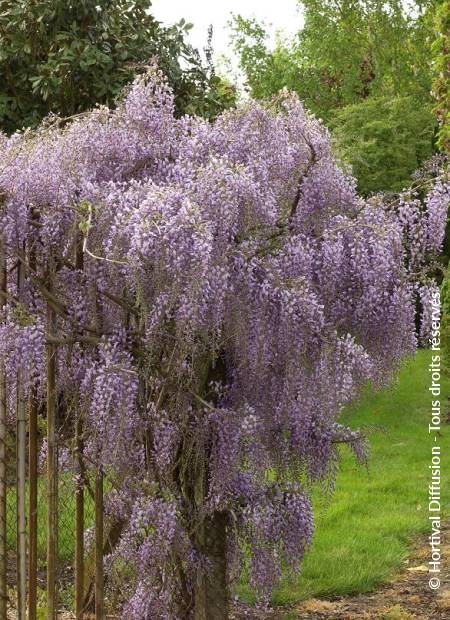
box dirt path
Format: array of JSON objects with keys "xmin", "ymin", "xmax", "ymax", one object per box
[{"xmin": 234, "ymin": 524, "xmax": 450, "ymax": 620}]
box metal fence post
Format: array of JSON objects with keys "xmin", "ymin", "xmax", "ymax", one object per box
[
  {"xmin": 95, "ymin": 466, "xmax": 104, "ymax": 619},
  {"xmin": 75, "ymin": 231, "xmax": 85, "ymax": 619},
  {"xmin": 16, "ymin": 374, "xmax": 27, "ymax": 620},
  {"xmin": 75, "ymin": 412, "xmax": 85, "ymax": 619},
  {"xmin": 0, "ymin": 365, "xmax": 6, "ymax": 620},
  {"xmin": 16, "ymin": 258, "xmax": 27, "ymax": 620},
  {"xmin": 47, "ymin": 267, "xmax": 58, "ymax": 620},
  {"xmin": 29, "ymin": 389, "xmax": 38, "ymax": 620},
  {"xmin": 0, "ymin": 239, "xmax": 7, "ymax": 620},
  {"xmin": 29, "ymin": 226, "xmax": 39, "ymax": 620}
]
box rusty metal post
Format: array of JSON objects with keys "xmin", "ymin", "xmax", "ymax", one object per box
[
  {"xmin": 16, "ymin": 259, "xmax": 27, "ymax": 620},
  {"xmin": 93, "ymin": 275, "xmax": 104, "ymax": 620},
  {"xmin": 46, "ymin": 267, "xmax": 58, "ymax": 620},
  {"xmin": 29, "ymin": 230, "xmax": 39, "ymax": 620},
  {"xmin": 0, "ymin": 239, "xmax": 7, "ymax": 619},
  {"xmin": 16, "ymin": 376, "xmax": 27, "ymax": 620},
  {"xmin": 95, "ymin": 466, "xmax": 104, "ymax": 619},
  {"xmin": 0, "ymin": 371, "xmax": 6, "ymax": 620},
  {"xmin": 75, "ymin": 234, "xmax": 85, "ymax": 619},
  {"xmin": 28, "ymin": 389, "xmax": 38, "ymax": 620},
  {"xmin": 75, "ymin": 413, "xmax": 85, "ymax": 619}
]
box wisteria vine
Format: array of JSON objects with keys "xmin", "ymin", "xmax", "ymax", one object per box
[{"xmin": 0, "ymin": 67, "xmax": 448, "ymax": 619}]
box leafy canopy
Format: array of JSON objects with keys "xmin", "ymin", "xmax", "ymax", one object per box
[
  {"xmin": 0, "ymin": 0, "xmax": 235, "ymax": 132},
  {"xmin": 230, "ymin": 1, "xmax": 436, "ymax": 194},
  {"xmin": 330, "ymin": 96, "xmax": 436, "ymax": 195},
  {"xmin": 231, "ymin": 0, "xmax": 433, "ymax": 118},
  {"xmin": 432, "ymin": 0, "xmax": 450, "ymax": 152}
]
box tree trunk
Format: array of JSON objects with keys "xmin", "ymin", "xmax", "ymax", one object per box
[{"xmin": 194, "ymin": 511, "xmax": 229, "ymax": 620}]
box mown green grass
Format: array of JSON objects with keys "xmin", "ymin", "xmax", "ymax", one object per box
[{"xmin": 239, "ymin": 349, "xmax": 450, "ymax": 606}]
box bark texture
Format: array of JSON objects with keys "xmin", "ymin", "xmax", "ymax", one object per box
[{"xmin": 194, "ymin": 511, "xmax": 229, "ymax": 620}]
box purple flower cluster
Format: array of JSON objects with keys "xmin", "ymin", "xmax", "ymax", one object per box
[{"xmin": 0, "ymin": 68, "xmax": 448, "ymax": 616}]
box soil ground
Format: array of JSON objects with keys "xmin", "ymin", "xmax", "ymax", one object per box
[{"xmin": 233, "ymin": 524, "xmax": 450, "ymax": 620}]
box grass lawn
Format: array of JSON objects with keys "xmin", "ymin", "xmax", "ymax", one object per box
[{"xmin": 239, "ymin": 349, "xmax": 450, "ymax": 606}]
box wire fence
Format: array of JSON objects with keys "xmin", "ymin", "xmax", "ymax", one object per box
[
  {"xmin": 0, "ymin": 235, "xmax": 134, "ymax": 619},
  {"xmin": 2, "ymin": 406, "xmax": 124, "ymax": 619}
]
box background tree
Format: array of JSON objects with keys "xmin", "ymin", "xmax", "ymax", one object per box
[
  {"xmin": 231, "ymin": 1, "xmax": 432, "ymax": 118},
  {"xmin": 330, "ymin": 96, "xmax": 436, "ymax": 195},
  {"xmin": 230, "ymin": 1, "xmax": 436, "ymax": 195},
  {"xmin": 0, "ymin": 0, "xmax": 235, "ymax": 133},
  {"xmin": 432, "ymin": 0, "xmax": 450, "ymax": 152}
]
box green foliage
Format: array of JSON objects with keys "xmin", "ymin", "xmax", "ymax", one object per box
[
  {"xmin": 297, "ymin": 0, "xmax": 431, "ymax": 113},
  {"xmin": 432, "ymin": 1, "xmax": 450, "ymax": 152},
  {"xmin": 330, "ymin": 96, "xmax": 436, "ymax": 194},
  {"xmin": 231, "ymin": 1, "xmax": 433, "ymax": 120},
  {"xmin": 229, "ymin": 16, "xmax": 284, "ymax": 101},
  {"xmin": 230, "ymin": 1, "xmax": 436, "ymax": 194},
  {"xmin": 0, "ymin": 0, "xmax": 235, "ymax": 132}
]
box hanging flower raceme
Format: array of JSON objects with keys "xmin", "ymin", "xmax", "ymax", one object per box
[{"xmin": 0, "ymin": 67, "xmax": 448, "ymax": 618}]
